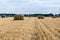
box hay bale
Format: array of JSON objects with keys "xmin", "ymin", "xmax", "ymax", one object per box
[
  {"xmin": 14, "ymin": 15, "xmax": 24, "ymax": 20},
  {"xmin": 52, "ymin": 16, "xmax": 58, "ymax": 18},
  {"xmin": 38, "ymin": 16, "xmax": 44, "ymax": 19},
  {"xmin": 1, "ymin": 15, "xmax": 6, "ymax": 18}
]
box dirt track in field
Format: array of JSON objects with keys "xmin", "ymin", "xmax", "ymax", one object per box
[{"xmin": 0, "ymin": 17, "xmax": 60, "ymax": 40}]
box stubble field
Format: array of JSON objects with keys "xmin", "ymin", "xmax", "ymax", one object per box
[{"xmin": 0, "ymin": 17, "xmax": 60, "ymax": 40}]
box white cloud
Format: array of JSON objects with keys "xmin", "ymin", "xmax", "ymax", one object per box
[
  {"xmin": 0, "ymin": 0, "xmax": 60, "ymax": 14},
  {"xmin": 0, "ymin": 0, "xmax": 9, "ymax": 3},
  {"xmin": 44, "ymin": 4, "xmax": 60, "ymax": 7}
]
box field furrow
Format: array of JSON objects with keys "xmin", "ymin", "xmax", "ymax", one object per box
[{"xmin": 0, "ymin": 17, "xmax": 60, "ymax": 40}]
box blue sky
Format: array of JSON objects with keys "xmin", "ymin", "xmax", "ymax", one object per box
[{"xmin": 0, "ymin": 0, "xmax": 60, "ymax": 14}]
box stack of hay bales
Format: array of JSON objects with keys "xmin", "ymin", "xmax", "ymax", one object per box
[
  {"xmin": 14, "ymin": 15, "xmax": 24, "ymax": 20},
  {"xmin": 52, "ymin": 16, "xmax": 58, "ymax": 18},
  {"xmin": 1, "ymin": 15, "xmax": 6, "ymax": 18},
  {"xmin": 38, "ymin": 16, "xmax": 44, "ymax": 19}
]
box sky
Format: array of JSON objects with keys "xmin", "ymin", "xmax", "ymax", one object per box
[{"xmin": 0, "ymin": 0, "xmax": 60, "ymax": 14}]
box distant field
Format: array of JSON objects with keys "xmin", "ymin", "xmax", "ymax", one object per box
[{"xmin": 0, "ymin": 17, "xmax": 60, "ymax": 40}]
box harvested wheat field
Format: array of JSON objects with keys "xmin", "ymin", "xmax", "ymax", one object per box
[{"xmin": 0, "ymin": 17, "xmax": 60, "ymax": 40}]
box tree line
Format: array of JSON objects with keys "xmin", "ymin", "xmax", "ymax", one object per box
[
  {"xmin": 24, "ymin": 13, "xmax": 60, "ymax": 17},
  {"xmin": 0, "ymin": 13, "xmax": 60, "ymax": 17}
]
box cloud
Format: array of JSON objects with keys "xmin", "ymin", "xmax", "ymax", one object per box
[
  {"xmin": 0, "ymin": 0, "xmax": 9, "ymax": 3},
  {"xmin": 40, "ymin": 0, "xmax": 60, "ymax": 7},
  {"xmin": 0, "ymin": 0, "xmax": 60, "ymax": 14}
]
